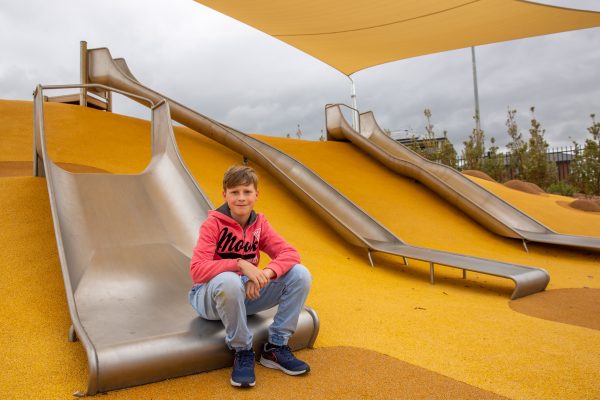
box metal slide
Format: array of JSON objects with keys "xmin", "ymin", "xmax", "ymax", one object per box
[
  {"xmin": 33, "ymin": 84, "xmax": 319, "ymax": 395},
  {"xmin": 84, "ymin": 46, "xmax": 550, "ymax": 301},
  {"xmin": 326, "ymin": 104, "xmax": 600, "ymax": 252}
]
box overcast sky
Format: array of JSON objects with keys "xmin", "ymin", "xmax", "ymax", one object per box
[{"xmin": 1, "ymin": 0, "xmax": 599, "ymax": 153}]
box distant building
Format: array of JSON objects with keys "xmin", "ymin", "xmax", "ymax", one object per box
[
  {"xmin": 395, "ymin": 136, "xmax": 451, "ymax": 155},
  {"xmin": 547, "ymin": 149, "xmax": 575, "ymax": 181}
]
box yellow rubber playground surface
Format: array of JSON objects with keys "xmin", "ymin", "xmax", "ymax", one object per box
[{"xmin": 1, "ymin": 100, "xmax": 599, "ymax": 399}]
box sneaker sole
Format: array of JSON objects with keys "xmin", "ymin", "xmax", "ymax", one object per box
[
  {"xmin": 230, "ymin": 378, "xmax": 255, "ymax": 388},
  {"xmin": 259, "ymin": 356, "xmax": 309, "ymax": 376}
]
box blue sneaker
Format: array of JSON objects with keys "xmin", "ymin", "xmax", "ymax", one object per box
[
  {"xmin": 259, "ymin": 343, "xmax": 310, "ymax": 375},
  {"xmin": 231, "ymin": 349, "xmax": 256, "ymax": 387}
]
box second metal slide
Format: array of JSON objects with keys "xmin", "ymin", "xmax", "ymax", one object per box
[{"xmin": 326, "ymin": 104, "xmax": 600, "ymax": 252}]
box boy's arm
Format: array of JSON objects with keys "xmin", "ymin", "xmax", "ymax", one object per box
[
  {"xmin": 260, "ymin": 218, "xmax": 301, "ymax": 278},
  {"xmin": 189, "ymin": 221, "xmax": 238, "ymax": 284}
]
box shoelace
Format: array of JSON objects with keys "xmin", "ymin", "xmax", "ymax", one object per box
[
  {"xmin": 272, "ymin": 345, "xmax": 295, "ymax": 361},
  {"xmin": 236, "ymin": 350, "xmax": 255, "ymax": 368}
]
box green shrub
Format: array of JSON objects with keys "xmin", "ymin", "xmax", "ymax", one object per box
[{"xmin": 547, "ymin": 181, "xmax": 576, "ymax": 197}]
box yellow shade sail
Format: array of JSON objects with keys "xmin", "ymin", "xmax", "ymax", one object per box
[{"xmin": 194, "ymin": 0, "xmax": 600, "ymax": 75}]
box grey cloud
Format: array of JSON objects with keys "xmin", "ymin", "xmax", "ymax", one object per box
[{"xmin": 1, "ymin": 0, "xmax": 599, "ymax": 154}]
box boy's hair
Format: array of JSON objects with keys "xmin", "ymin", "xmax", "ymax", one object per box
[{"xmin": 222, "ymin": 165, "xmax": 258, "ymax": 191}]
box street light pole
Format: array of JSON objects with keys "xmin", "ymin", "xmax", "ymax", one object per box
[{"xmin": 471, "ymin": 46, "xmax": 481, "ymax": 132}]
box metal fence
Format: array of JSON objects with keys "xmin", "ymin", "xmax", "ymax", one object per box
[{"xmin": 456, "ymin": 146, "xmax": 576, "ymax": 181}]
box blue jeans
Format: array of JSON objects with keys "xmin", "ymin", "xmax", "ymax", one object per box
[{"xmin": 188, "ymin": 264, "xmax": 311, "ymax": 351}]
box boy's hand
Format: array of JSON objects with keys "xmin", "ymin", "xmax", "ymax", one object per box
[
  {"xmin": 237, "ymin": 259, "xmax": 270, "ymax": 288},
  {"xmin": 245, "ymin": 280, "xmax": 261, "ymax": 300},
  {"xmin": 263, "ymin": 268, "xmax": 276, "ymax": 280}
]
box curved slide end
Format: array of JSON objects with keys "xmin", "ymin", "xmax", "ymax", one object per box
[
  {"xmin": 509, "ymin": 268, "xmax": 551, "ymax": 300},
  {"xmin": 325, "ymin": 104, "xmax": 352, "ymax": 142},
  {"xmin": 358, "ymin": 110, "xmax": 385, "ymax": 141},
  {"xmin": 112, "ymin": 58, "xmax": 139, "ymax": 83},
  {"xmin": 304, "ymin": 306, "xmax": 321, "ymax": 348}
]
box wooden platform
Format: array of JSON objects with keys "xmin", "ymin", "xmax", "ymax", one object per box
[{"xmin": 44, "ymin": 92, "xmax": 110, "ymax": 111}]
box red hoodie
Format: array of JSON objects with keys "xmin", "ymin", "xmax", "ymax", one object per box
[{"xmin": 190, "ymin": 204, "xmax": 301, "ymax": 284}]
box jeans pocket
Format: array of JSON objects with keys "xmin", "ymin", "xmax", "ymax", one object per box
[{"xmin": 188, "ymin": 283, "xmax": 204, "ymax": 303}]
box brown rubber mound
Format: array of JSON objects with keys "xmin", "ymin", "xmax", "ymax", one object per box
[
  {"xmin": 569, "ymin": 198, "xmax": 600, "ymax": 212},
  {"xmin": 509, "ymin": 288, "xmax": 600, "ymax": 331},
  {"xmin": 256, "ymin": 346, "xmax": 507, "ymax": 399},
  {"xmin": 462, "ymin": 170, "xmax": 496, "ymax": 182},
  {"xmin": 0, "ymin": 161, "xmax": 108, "ymax": 177},
  {"xmin": 504, "ymin": 179, "xmax": 545, "ymax": 194},
  {"xmin": 141, "ymin": 346, "xmax": 507, "ymax": 399}
]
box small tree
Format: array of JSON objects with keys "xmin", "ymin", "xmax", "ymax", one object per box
[
  {"xmin": 523, "ymin": 107, "xmax": 556, "ymax": 188},
  {"xmin": 439, "ymin": 130, "xmax": 458, "ymax": 168},
  {"xmin": 406, "ymin": 110, "xmax": 439, "ymax": 159},
  {"xmin": 402, "ymin": 109, "xmax": 457, "ymax": 168},
  {"xmin": 423, "ymin": 109, "xmax": 437, "ymax": 155},
  {"xmin": 406, "ymin": 134, "xmax": 424, "ymax": 156},
  {"xmin": 505, "ymin": 108, "xmax": 527, "ymax": 179},
  {"xmin": 462, "ymin": 122, "xmax": 485, "ymax": 170},
  {"xmin": 418, "ymin": 109, "xmax": 457, "ymax": 167},
  {"xmin": 482, "ymin": 137, "xmax": 505, "ymax": 181},
  {"xmin": 569, "ymin": 114, "xmax": 600, "ymax": 196}
]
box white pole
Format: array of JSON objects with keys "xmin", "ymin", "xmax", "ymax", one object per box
[{"xmin": 349, "ymin": 76, "xmax": 359, "ymax": 131}]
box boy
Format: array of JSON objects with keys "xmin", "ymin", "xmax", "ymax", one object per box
[{"xmin": 189, "ymin": 165, "xmax": 312, "ymax": 387}]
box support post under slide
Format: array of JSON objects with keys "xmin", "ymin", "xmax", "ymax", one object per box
[
  {"xmin": 430, "ymin": 263, "xmax": 435, "ymax": 285},
  {"xmin": 367, "ymin": 249, "xmax": 374, "ymax": 267}
]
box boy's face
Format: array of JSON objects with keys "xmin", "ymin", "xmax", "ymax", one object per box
[{"xmin": 222, "ymin": 183, "xmax": 258, "ymax": 225}]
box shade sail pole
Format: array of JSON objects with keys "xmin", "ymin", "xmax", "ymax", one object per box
[{"xmin": 348, "ymin": 76, "xmax": 359, "ymax": 130}]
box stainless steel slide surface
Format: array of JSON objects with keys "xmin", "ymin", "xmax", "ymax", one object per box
[
  {"xmin": 84, "ymin": 47, "xmax": 549, "ymax": 301},
  {"xmin": 33, "ymin": 84, "xmax": 319, "ymax": 395},
  {"xmin": 326, "ymin": 104, "xmax": 600, "ymax": 252}
]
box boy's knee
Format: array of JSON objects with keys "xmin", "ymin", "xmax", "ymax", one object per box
[
  {"xmin": 213, "ymin": 273, "xmax": 244, "ymax": 301},
  {"xmin": 289, "ymin": 264, "xmax": 312, "ymax": 289}
]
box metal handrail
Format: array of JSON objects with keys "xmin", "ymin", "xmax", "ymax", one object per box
[
  {"xmin": 325, "ymin": 102, "xmax": 359, "ymax": 113},
  {"xmin": 35, "ymin": 83, "xmax": 155, "ymax": 108},
  {"xmin": 325, "ymin": 103, "xmax": 361, "ymax": 134},
  {"xmin": 33, "ymin": 83, "xmax": 158, "ymax": 178}
]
